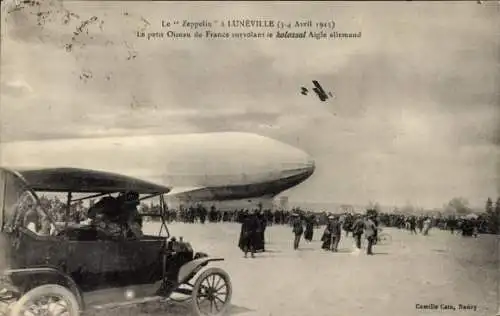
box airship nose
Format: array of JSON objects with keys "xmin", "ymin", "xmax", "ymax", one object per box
[
  {"xmin": 305, "ymin": 157, "xmax": 316, "ymax": 175},
  {"xmin": 275, "ymin": 147, "xmax": 315, "ymax": 181},
  {"xmin": 297, "ymin": 155, "xmax": 315, "ymax": 180},
  {"xmin": 270, "ymin": 149, "xmax": 315, "ymax": 194}
]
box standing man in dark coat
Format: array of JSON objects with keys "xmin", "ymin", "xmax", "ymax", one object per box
[
  {"xmin": 364, "ymin": 214, "xmax": 377, "ymax": 255},
  {"xmin": 238, "ymin": 210, "xmax": 261, "ymax": 258},
  {"xmin": 321, "ymin": 215, "xmax": 335, "ymax": 250},
  {"xmin": 409, "ymin": 216, "xmax": 417, "ymax": 234},
  {"xmin": 291, "ymin": 213, "xmax": 303, "ymax": 250},
  {"xmin": 343, "ymin": 213, "xmax": 353, "ymax": 237},
  {"xmin": 331, "ymin": 216, "xmax": 342, "ymax": 252},
  {"xmin": 199, "ymin": 205, "xmax": 207, "ymax": 224},
  {"xmin": 351, "ymin": 214, "xmax": 365, "ymax": 250},
  {"xmin": 253, "ymin": 210, "xmax": 266, "ymax": 252},
  {"xmin": 417, "ymin": 216, "xmax": 424, "ymax": 233},
  {"xmin": 447, "ymin": 217, "xmax": 456, "ymax": 234}
]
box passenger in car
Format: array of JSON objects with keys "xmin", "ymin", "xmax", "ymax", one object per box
[
  {"xmin": 14, "ymin": 194, "xmax": 54, "ymax": 236},
  {"xmin": 17, "ymin": 195, "xmax": 41, "ymax": 233},
  {"xmin": 24, "ymin": 208, "xmax": 39, "ymax": 233}
]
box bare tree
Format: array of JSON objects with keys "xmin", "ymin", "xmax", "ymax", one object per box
[
  {"xmin": 445, "ymin": 197, "xmax": 470, "ymax": 215},
  {"xmin": 487, "ymin": 197, "xmax": 500, "ymax": 234},
  {"xmin": 367, "ymin": 201, "xmax": 381, "ymax": 213},
  {"xmin": 401, "ymin": 202, "xmax": 415, "ymax": 215}
]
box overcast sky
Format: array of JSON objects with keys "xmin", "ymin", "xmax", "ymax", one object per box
[{"xmin": 1, "ymin": 1, "xmax": 499, "ymax": 209}]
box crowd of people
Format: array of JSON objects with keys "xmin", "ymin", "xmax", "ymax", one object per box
[
  {"xmin": 36, "ymin": 195, "xmax": 497, "ymax": 232},
  {"xmin": 15, "ymin": 191, "xmax": 498, "ymax": 262},
  {"xmin": 236, "ymin": 209, "xmax": 408, "ymax": 257},
  {"xmin": 235, "ymin": 207, "xmax": 493, "ymax": 257},
  {"xmin": 26, "ymin": 195, "xmax": 498, "ymax": 248}
]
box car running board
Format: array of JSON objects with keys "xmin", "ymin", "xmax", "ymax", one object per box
[{"xmin": 88, "ymin": 295, "xmax": 167, "ymax": 310}]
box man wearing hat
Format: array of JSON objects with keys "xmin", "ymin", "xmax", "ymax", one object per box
[
  {"xmin": 291, "ymin": 212, "xmax": 303, "ymax": 250},
  {"xmin": 364, "ymin": 212, "xmax": 377, "ymax": 255},
  {"xmin": 117, "ymin": 191, "xmax": 143, "ymax": 239},
  {"xmin": 321, "ymin": 214, "xmax": 335, "ymax": 251},
  {"xmin": 331, "ymin": 215, "xmax": 342, "ymax": 251},
  {"xmin": 351, "ymin": 214, "xmax": 365, "ymax": 250},
  {"xmin": 87, "ymin": 196, "xmax": 122, "ymax": 237}
]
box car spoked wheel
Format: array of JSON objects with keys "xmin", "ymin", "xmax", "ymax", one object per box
[
  {"xmin": 191, "ymin": 268, "xmax": 232, "ymax": 316},
  {"xmin": 18, "ymin": 297, "xmax": 67, "ymax": 316},
  {"xmin": 10, "ymin": 285, "xmax": 79, "ymax": 316}
]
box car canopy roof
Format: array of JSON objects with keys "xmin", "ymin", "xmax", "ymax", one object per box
[{"xmin": 1, "ymin": 167, "xmax": 171, "ymax": 194}]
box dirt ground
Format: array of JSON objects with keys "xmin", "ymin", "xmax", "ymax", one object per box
[{"xmin": 92, "ymin": 222, "xmax": 499, "ymax": 316}]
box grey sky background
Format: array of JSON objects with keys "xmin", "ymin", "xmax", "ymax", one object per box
[{"xmin": 1, "ymin": 1, "xmax": 499, "ymax": 209}]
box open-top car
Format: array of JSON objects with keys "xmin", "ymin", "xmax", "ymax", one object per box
[{"xmin": 0, "ymin": 167, "xmax": 232, "ymax": 316}]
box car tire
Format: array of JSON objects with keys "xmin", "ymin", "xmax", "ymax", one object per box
[
  {"xmin": 191, "ymin": 267, "xmax": 232, "ymax": 316},
  {"xmin": 9, "ymin": 284, "xmax": 80, "ymax": 316}
]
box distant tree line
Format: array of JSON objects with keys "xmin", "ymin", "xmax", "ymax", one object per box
[{"xmin": 485, "ymin": 197, "xmax": 500, "ymax": 234}]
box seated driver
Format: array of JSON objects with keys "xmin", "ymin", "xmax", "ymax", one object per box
[
  {"xmin": 87, "ymin": 196, "xmax": 122, "ymax": 237},
  {"xmin": 116, "ymin": 191, "xmax": 143, "ymax": 239}
]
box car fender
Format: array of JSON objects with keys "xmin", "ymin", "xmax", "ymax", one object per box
[
  {"xmin": 4, "ymin": 267, "xmax": 84, "ymax": 310},
  {"xmin": 177, "ymin": 257, "xmax": 224, "ymax": 284}
]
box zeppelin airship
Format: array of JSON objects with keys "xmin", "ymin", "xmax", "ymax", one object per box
[{"xmin": 0, "ymin": 132, "xmax": 315, "ymax": 208}]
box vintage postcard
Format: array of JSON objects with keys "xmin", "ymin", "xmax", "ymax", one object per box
[{"xmin": 0, "ymin": 1, "xmax": 498, "ymax": 316}]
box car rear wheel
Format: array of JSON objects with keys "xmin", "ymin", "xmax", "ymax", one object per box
[
  {"xmin": 9, "ymin": 284, "xmax": 80, "ymax": 316},
  {"xmin": 191, "ymin": 267, "xmax": 232, "ymax": 316}
]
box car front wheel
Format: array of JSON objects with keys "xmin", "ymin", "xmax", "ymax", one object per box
[
  {"xmin": 9, "ymin": 284, "xmax": 80, "ymax": 316},
  {"xmin": 191, "ymin": 267, "xmax": 232, "ymax": 316}
]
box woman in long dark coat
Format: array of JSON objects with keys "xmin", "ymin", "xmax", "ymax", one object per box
[
  {"xmin": 321, "ymin": 215, "xmax": 336, "ymax": 250},
  {"xmin": 304, "ymin": 214, "xmax": 314, "ymax": 242},
  {"xmin": 238, "ymin": 210, "xmax": 261, "ymax": 258}
]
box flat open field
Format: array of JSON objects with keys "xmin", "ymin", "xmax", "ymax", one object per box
[{"xmin": 94, "ymin": 222, "xmax": 499, "ymax": 316}]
